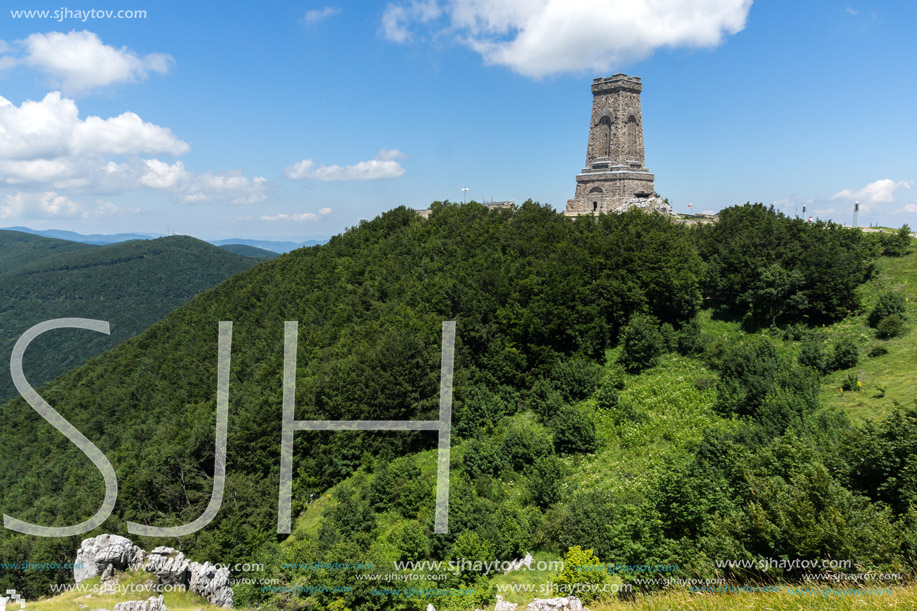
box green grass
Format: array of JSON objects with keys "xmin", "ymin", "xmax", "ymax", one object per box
[
  {"xmin": 22, "ymin": 571, "xmax": 223, "ymax": 611},
  {"xmin": 591, "ymin": 584, "xmax": 917, "ymax": 610},
  {"xmin": 820, "ymin": 248, "xmax": 917, "ymax": 423}
]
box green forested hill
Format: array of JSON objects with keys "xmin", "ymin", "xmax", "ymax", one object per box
[
  {"xmin": 0, "ymin": 229, "xmax": 95, "ymax": 272},
  {"xmin": 217, "ymin": 243, "xmax": 280, "ymax": 259},
  {"xmin": 0, "ymin": 234, "xmax": 264, "ymax": 404},
  {"xmin": 0, "ymin": 203, "xmax": 912, "ymax": 611}
]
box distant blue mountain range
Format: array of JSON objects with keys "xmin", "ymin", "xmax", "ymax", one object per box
[{"xmin": 1, "ymin": 226, "xmax": 328, "ymax": 254}]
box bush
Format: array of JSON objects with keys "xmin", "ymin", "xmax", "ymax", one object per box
[
  {"xmin": 618, "ymin": 313, "xmax": 665, "ymax": 373},
  {"xmin": 552, "ymin": 406, "xmax": 598, "ymax": 455},
  {"xmin": 832, "ymin": 337, "xmax": 859, "ymax": 370},
  {"xmin": 716, "ymin": 337, "xmax": 819, "ymax": 431},
  {"xmin": 554, "ymin": 546, "xmax": 608, "ymax": 600},
  {"xmin": 659, "ymin": 322, "xmax": 677, "ymax": 352},
  {"xmin": 528, "ymin": 378, "xmax": 565, "ymax": 420},
  {"xmin": 876, "ymin": 314, "xmax": 906, "ymax": 339},
  {"xmin": 527, "ymin": 455, "xmax": 566, "ymax": 508},
  {"xmin": 594, "ymin": 380, "xmax": 619, "ymax": 410},
  {"xmin": 675, "ymin": 318, "xmax": 707, "ymax": 356},
  {"xmin": 499, "ymin": 418, "xmax": 554, "ymax": 471},
  {"xmin": 869, "ymin": 345, "xmax": 889, "ymax": 358},
  {"xmin": 841, "ymin": 372, "xmax": 860, "ymax": 392},
  {"xmin": 868, "ymin": 292, "xmax": 907, "ymax": 328},
  {"xmin": 798, "ymin": 339, "xmax": 830, "ymax": 375},
  {"xmin": 463, "ymin": 438, "xmax": 505, "ymax": 478},
  {"xmin": 550, "ymin": 357, "xmax": 602, "ymax": 403},
  {"xmin": 392, "ymin": 520, "xmax": 429, "ymax": 561}
]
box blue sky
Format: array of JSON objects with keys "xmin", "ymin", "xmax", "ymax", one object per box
[{"xmin": 0, "ymin": 0, "xmax": 914, "ymax": 240}]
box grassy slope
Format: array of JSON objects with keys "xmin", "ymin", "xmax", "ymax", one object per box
[
  {"xmin": 22, "ymin": 571, "xmax": 223, "ymax": 611},
  {"xmin": 819, "ymin": 247, "xmax": 917, "ymax": 423}
]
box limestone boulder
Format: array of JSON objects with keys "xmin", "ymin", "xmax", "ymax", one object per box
[
  {"xmin": 143, "ymin": 547, "xmax": 190, "ymax": 586},
  {"xmin": 189, "ymin": 561, "xmax": 233, "ymax": 608},
  {"xmin": 112, "ymin": 595, "xmax": 166, "ymax": 611},
  {"xmin": 74, "ymin": 535, "xmax": 146, "ymax": 584},
  {"xmin": 526, "ymin": 597, "xmax": 583, "ymax": 611}
]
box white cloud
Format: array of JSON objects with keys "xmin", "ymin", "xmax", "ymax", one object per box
[
  {"xmin": 813, "ymin": 207, "xmax": 836, "ymax": 216},
  {"xmin": 381, "ymin": 0, "xmax": 752, "ymax": 78},
  {"xmin": 318, "ymin": 207, "xmax": 332, "ymax": 215},
  {"xmin": 382, "ymin": 0, "xmax": 441, "ymax": 43},
  {"xmin": 0, "ymin": 92, "xmax": 188, "ymax": 161},
  {"xmin": 0, "ymin": 191, "xmax": 85, "ymax": 219},
  {"xmin": 261, "ymin": 212, "xmax": 319, "ymax": 221},
  {"xmin": 19, "ymin": 30, "xmax": 172, "ymax": 93},
  {"xmin": 304, "ymin": 6, "xmax": 342, "ymax": 25},
  {"xmin": 831, "ymin": 179, "xmax": 914, "ymax": 205},
  {"xmin": 904, "ymin": 203, "xmax": 917, "ymax": 213},
  {"xmin": 139, "ymin": 159, "xmax": 189, "ymax": 189},
  {"xmin": 285, "ymin": 149, "xmax": 407, "ymax": 181},
  {"xmin": 138, "ymin": 160, "xmax": 268, "ymax": 204},
  {"xmin": 845, "ymin": 7, "xmax": 859, "ymax": 16}
]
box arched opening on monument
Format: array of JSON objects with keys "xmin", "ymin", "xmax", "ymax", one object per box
[
  {"xmin": 626, "ymin": 115, "xmax": 638, "ymax": 160},
  {"xmin": 596, "ymin": 116, "xmax": 612, "ymax": 158},
  {"xmin": 589, "ymin": 187, "xmax": 603, "ymax": 212}
]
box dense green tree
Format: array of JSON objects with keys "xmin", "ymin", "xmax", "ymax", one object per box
[
  {"xmin": 552, "ymin": 406, "xmax": 598, "ymax": 455},
  {"xmin": 618, "ymin": 313, "xmax": 665, "ymax": 373}
]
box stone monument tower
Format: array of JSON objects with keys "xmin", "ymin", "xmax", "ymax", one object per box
[{"xmin": 565, "ymin": 74, "xmax": 672, "ymax": 216}]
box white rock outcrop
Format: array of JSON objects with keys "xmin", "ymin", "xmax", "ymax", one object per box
[
  {"xmin": 112, "ymin": 595, "xmax": 166, "ymax": 611},
  {"xmin": 526, "ymin": 597, "xmax": 583, "ymax": 611},
  {"xmin": 73, "ymin": 535, "xmax": 232, "ymax": 608},
  {"xmin": 495, "ymin": 595, "xmax": 518, "ymax": 610},
  {"xmin": 74, "ymin": 535, "xmax": 146, "ymax": 584}
]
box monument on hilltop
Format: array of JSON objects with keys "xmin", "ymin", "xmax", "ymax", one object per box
[{"xmin": 565, "ymin": 74, "xmax": 673, "ymax": 217}]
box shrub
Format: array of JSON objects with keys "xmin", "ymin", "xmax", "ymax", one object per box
[
  {"xmin": 499, "ymin": 418, "xmax": 554, "ymax": 471},
  {"xmin": 675, "ymin": 318, "xmax": 707, "ymax": 356},
  {"xmin": 832, "ymin": 337, "xmax": 859, "ymax": 370},
  {"xmin": 618, "ymin": 313, "xmax": 665, "ymax": 373},
  {"xmin": 392, "ymin": 520, "xmax": 428, "ymax": 561},
  {"xmin": 527, "ymin": 455, "xmax": 566, "ymax": 508},
  {"xmin": 463, "ymin": 438, "xmax": 504, "ymax": 478},
  {"xmin": 552, "ymin": 406, "xmax": 598, "ymax": 455},
  {"xmin": 841, "ymin": 372, "xmax": 861, "ymax": 391},
  {"xmin": 868, "ymin": 292, "xmax": 906, "ymax": 328},
  {"xmin": 528, "ymin": 378, "xmax": 565, "ymax": 420},
  {"xmin": 798, "ymin": 339, "xmax": 830, "ymax": 375},
  {"xmin": 716, "ymin": 337, "xmax": 819, "ymax": 430},
  {"xmin": 554, "ymin": 546, "xmax": 608, "ymax": 600},
  {"xmin": 550, "ymin": 357, "xmax": 601, "ymax": 403},
  {"xmin": 869, "ymin": 345, "xmax": 889, "ymax": 358},
  {"xmin": 659, "ymin": 322, "xmax": 677, "ymax": 352},
  {"xmin": 876, "ymin": 314, "xmax": 906, "ymax": 339},
  {"xmin": 594, "ymin": 380, "xmax": 619, "ymax": 410},
  {"xmin": 607, "ymin": 397, "xmax": 646, "ymax": 427}
]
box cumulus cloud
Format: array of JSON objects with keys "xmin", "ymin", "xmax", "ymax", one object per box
[
  {"xmin": 0, "ymin": 191, "xmax": 85, "ymax": 219},
  {"xmin": 318, "ymin": 207, "xmax": 332, "ymax": 215},
  {"xmin": 0, "ymin": 93, "xmax": 265, "ymax": 204},
  {"xmin": 285, "ymin": 149, "xmax": 407, "ymax": 181},
  {"xmin": 381, "ymin": 0, "xmax": 752, "ymax": 77},
  {"xmin": 831, "ymin": 179, "xmax": 913, "ymax": 205},
  {"xmin": 0, "ymin": 92, "xmax": 188, "ymax": 161},
  {"xmin": 15, "ymin": 30, "xmax": 172, "ymax": 93},
  {"xmin": 304, "ymin": 6, "xmax": 342, "ymax": 25},
  {"xmin": 137, "ymin": 160, "xmax": 267, "ymax": 204}
]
